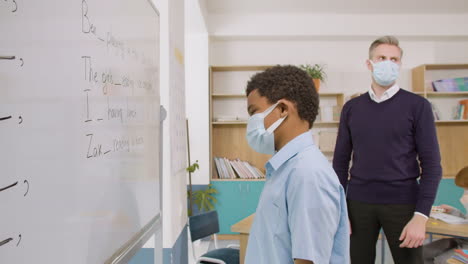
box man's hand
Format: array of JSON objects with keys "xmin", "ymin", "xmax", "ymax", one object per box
[{"xmin": 399, "ymin": 214, "xmax": 427, "ymax": 248}]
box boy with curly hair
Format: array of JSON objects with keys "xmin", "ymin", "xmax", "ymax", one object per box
[{"xmin": 244, "ymin": 65, "xmax": 349, "ymax": 264}]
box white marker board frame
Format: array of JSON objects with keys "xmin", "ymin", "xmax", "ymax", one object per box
[{"xmin": 0, "ymin": 0, "xmax": 161, "ymax": 263}]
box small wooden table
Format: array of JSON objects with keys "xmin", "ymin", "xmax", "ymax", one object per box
[
  {"xmin": 426, "ymin": 218, "xmax": 468, "ymax": 240},
  {"xmin": 231, "ymin": 214, "xmax": 255, "ymax": 264},
  {"xmin": 231, "ymin": 214, "xmax": 468, "ymax": 264}
]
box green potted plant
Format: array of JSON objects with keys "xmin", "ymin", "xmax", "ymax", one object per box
[
  {"xmin": 192, "ymin": 184, "xmax": 218, "ymax": 213},
  {"xmin": 186, "ymin": 161, "xmax": 218, "ymax": 216},
  {"xmin": 299, "ymin": 64, "xmax": 326, "ymax": 92}
]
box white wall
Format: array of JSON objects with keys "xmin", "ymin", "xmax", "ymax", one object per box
[
  {"xmin": 208, "ymin": 12, "xmax": 468, "ymax": 98},
  {"xmin": 210, "ymin": 37, "xmax": 468, "ymax": 97},
  {"xmin": 208, "ymin": 13, "xmax": 468, "ymax": 38},
  {"xmin": 185, "ymin": 0, "xmax": 210, "ymax": 185},
  {"xmin": 149, "ymin": 0, "xmax": 188, "ymax": 253},
  {"xmin": 143, "ymin": 0, "xmax": 165, "ymax": 252},
  {"xmin": 165, "ymin": 0, "xmax": 188, "ymax": 250}
]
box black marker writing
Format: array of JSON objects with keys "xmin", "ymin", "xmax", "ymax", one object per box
[
  {"xmin": 82, "ymin": 56, "xmax": 98, "ymax": 84},
  {"xmin": 81, "ymin": 0, "xmax": 94, "ymax": 34},
  {"xmin": 16, "ymin": 234, "xmax": 21, "ymax": 246},
  {"xmin": 23, "ymin": 180, "xmax": 29, "ymax": 196},
  {"xmin": 86, "ymin": 134, "xmax": 109, "ymax": 158},
  {"xmin": 0, "ymin": 116, "xmax": 12, "ymax": 121},
  {"xmin": 113, "ymin": 138, "xmax": 130, "ymax": 152},
  {"xmin": 3, "ymin": 0, "xmax": 17, "ymax": 13},
  {"xmin": 0, "ymin": 238, "xmax": 13, "ymax": 247},
  {"xmin": 107, "ymin": 97, "xmax": 123, "ymax": 122},
  {"xmin": 0, "ymin": 181, "xmax": 18, "ymax": 193},
  {"xmin": 81, "ymin": 0, "xmax": 105, "ymax": 42}
]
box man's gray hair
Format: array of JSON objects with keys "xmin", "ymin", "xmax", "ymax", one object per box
[{"xmin": 369, "ymin": 35, "xmax": 403, "ymax": 59}]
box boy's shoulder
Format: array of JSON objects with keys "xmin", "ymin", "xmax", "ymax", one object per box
[{"xmin": 290, "ymin": 146, "xmax": 341, "ymax": 187}]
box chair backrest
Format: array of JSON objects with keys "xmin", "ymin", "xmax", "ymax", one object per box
[{"xmin": 189, "ymin": 210, "xmax": 220, "ymax": 242}]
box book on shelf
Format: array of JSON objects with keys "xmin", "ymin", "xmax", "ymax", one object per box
[
  {"xmin": 224, "ymin": 158, "xmax": 237, "ymax": 179},
  {"xmin": 237, "ymin": 160, "xmax": 253, "ymax": 179},
  {"xmin": 432, "ymin": 77, "xmax": 468, "ymax": 92},
  {"xmin": 454, "ymin": 102, "xmax": 467, "ymax": 120},
  {"xmin": 458, "ymin": 104, "xmax": 465, "ymax": 120},
  {"xmin": 213, "ymin": 157, "xmax": 265, "ymax": 179},
  {"xmin": 229, "ymin": 160, "xmax": 242, "ymax": 178},
  {"xmin": 461, "ymin": 99, "xmax": 468, "ymax": 120},
  {"xmin": 214, "ymin": 157, "xmax": 223, "ymax": 179},
  {"xmin": 242, "ymin": 161, "xmax": 260, "ymax": 179},
  {"xmin": 430, "ymin": 102, "xmax": 441, "ymax": 120}
]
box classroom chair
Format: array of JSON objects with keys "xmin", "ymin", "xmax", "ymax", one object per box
[{"xmin": 188, "ymin": 210, "xmax": 240, "ymax": 264}]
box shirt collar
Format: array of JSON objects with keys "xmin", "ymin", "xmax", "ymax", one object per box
[
  {"xmin": 368, "ymin": 83, "xmax": 400, "ymax": 103},
  {"xmin": 266, "ymin": 131, "xmax": 314, "ymax": 172}
]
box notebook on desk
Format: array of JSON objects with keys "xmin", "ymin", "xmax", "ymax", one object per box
[{"xmin": 430, "ymin": 212, "xmax": 468, "ymax": 225}]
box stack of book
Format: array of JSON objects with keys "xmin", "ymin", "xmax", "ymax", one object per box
[
  {"xmin": 447, "ymin": 249, "xmax": 468, "ymax": 264},
  {"xmin": 213, "ymin": 157, "xmax": 265, "ymax": 179}
]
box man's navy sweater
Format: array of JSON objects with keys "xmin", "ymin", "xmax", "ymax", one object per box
[{"xmin": 333, "ymin": 89, "xmax": 442, "ymax": 216}]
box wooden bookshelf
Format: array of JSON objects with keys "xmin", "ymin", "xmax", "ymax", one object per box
[
  {"xmin": 412, "ymin": 64, "xmax": 468, "ymax": 92},
  {"xmin": 209, "ymin": 65, "xmax": 344, "ymax": 180},
  {"xmin": 210, "ymin": 66, "xmax": 274, "ymax": 180},
  {"xmin": 411, "ymin": 64, "xmax": 468, "ymax": 178}
]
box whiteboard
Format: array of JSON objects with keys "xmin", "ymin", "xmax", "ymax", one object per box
[{"xmin": 0, "ymin": 0, "xmax": 160, "ymax": 263}]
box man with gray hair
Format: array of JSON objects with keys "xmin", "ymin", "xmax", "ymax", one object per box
[{"xmin": 333, "ymin": 36, "xmax": 442, "ymax": 263}]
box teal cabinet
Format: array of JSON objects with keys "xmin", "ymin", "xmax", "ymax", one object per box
[
  {"xmin": 211, "ymin": 181, "xmax": 265, "ymax": 234},
  {"xmin": 434, "ymin": 178, "xmax": 466, "ymax": 214}
]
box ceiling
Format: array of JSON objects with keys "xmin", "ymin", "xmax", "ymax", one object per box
[{"xmin": 205, "ymin": 0, "xmax": 468, "ymax": 14}]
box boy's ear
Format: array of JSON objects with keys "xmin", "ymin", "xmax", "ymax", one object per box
[{"xmin": 277, "ymin": 99, "xmax": 292, "ymax": 118}]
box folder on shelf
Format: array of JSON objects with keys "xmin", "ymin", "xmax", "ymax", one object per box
[{"xmin": 432, "ymin": 77, "xmax": 468, "ymax": 92}]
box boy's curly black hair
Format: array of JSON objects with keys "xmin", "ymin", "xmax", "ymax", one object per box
[{"xmin": 246, "ymin": 65, "xmax": 319, "ymax": 128}]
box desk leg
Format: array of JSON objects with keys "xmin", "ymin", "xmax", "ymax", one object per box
[{"xmin": 239, "ymin": 233, "xmax": 249, "ymax": 264}]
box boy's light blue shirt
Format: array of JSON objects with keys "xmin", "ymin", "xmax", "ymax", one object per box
[{"xmin": 245, "ymin": 131, "xmax": 350, "ymax": 264}]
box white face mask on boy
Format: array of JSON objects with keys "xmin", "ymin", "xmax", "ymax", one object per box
[{"xmin": 246, "ymin": 102, "xmax": 287, "ymax": 155}]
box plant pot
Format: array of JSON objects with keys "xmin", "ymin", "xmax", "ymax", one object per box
[{"xmin": 312, "ymin": 78, "xmax": 320, "ymax": 92}]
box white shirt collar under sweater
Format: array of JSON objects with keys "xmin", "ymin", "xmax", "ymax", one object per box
[{"xmin": 368, "ymin": 83, "xmax": 400, "ymax": 103}]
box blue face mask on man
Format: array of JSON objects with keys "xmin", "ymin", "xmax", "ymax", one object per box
[
  {"xmin": 370, "ymin": 60, "xmax": 400, "ymax": 86},
  {"xmin": 246, "ymin": 102, "xmax": 287, "ymax": 155}
]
